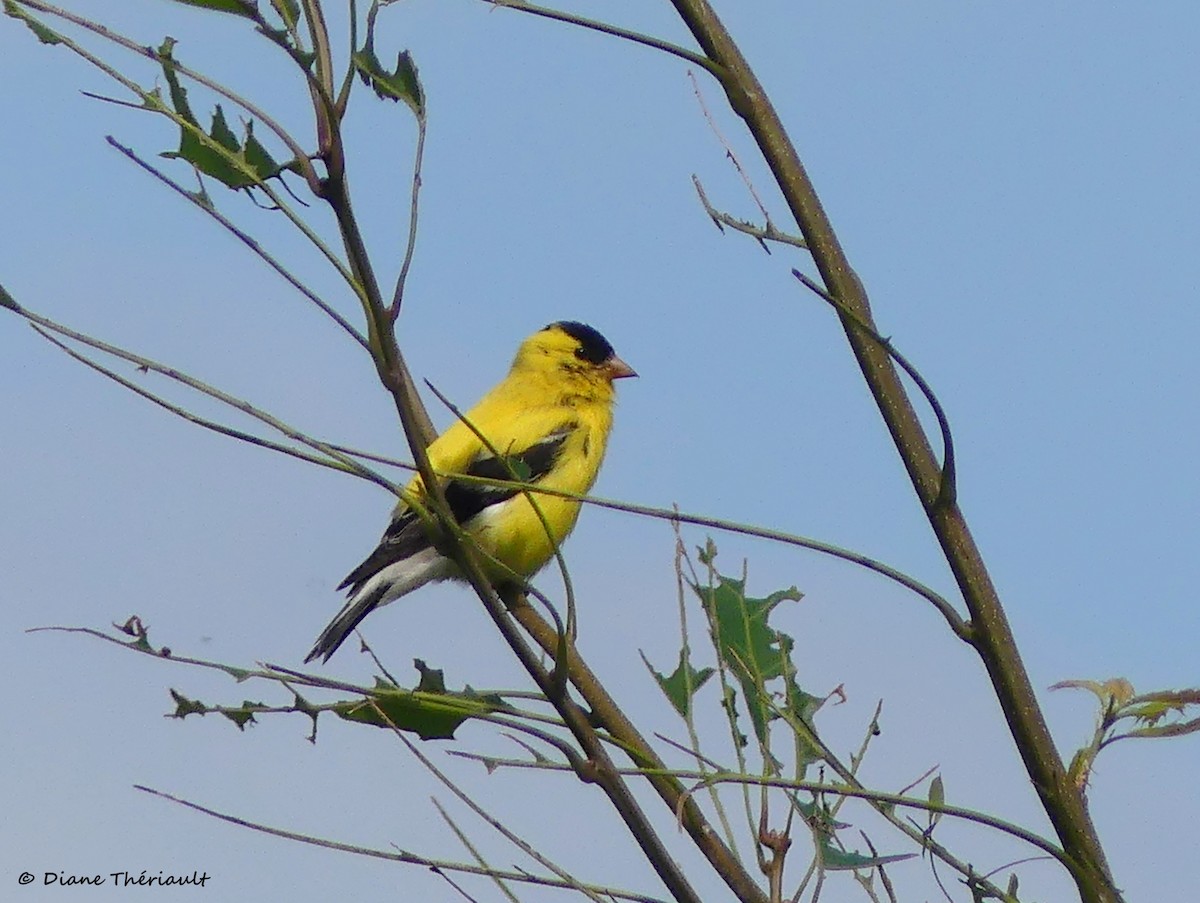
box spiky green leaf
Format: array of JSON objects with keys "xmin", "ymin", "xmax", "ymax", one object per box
[
  {"xmin": 335, "ymin": 663, "xmax": 505, "ymax": 740},
  {"xmin": 221, "ymin": 702, "xmax": 262, "ymax": 730},
  {"xmin": 156, "ymin": 40, "xmax": 285, "ymax": 189},
  {"xmin": 268, "ymin": 0, "xmax": 299, "ymax": 29},
  {"xmin": 353, "ymin": 46, "xmax": 424, "ymax": 116},
  {"xmin": 4, "ymin": 0, "xmax": 62, "ymax": 44},
  {"xmin": 642, "ymin": 648, "xmax": 714, "ymax": 719},
  {"xmin": 692, "ymin": 569, "xmax": 802, "ymax": 753},
  {"xmin": 168, "ymin": 0, "xmax": 258, "ymax": 19},
  {"xmin": 819, "ymin": 839, "xmax": 916, "ymax": 871},
  {"xmin": 168, "ymin": 688, "xmax": 206, "ymax": 719}
]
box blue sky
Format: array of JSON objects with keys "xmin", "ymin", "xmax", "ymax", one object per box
[{"xmin": 3, "ymin": 2, "xmax": 1198, "ymax": 901}]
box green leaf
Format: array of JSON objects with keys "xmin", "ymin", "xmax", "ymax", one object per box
[
  {"xmin": 156, "ymin": 40, "xmax": 285, "ymax": 190},
  {"xmin": 1119, "ymin": 718, "xmax": 1200, "ymax": 740},
  {"xmin": 167, "ymin": 0, "xmax": 259, "ymax": 19},
  {"xmin": 641, "ymin": 648, "xmax": 714, "ymax": 719},
  {"xmin": 168, "ymin": 688, "xmax": 206, "ymax": 719},
  {"xmin": 353, "ymin": 46, "xmax": 425, "ymax": 116},
  {"xmin": 927, "ymin": 775, "xmax": 945, "ymax": 830},
  {"xmin": 692, "ymin": 568, "xmax": 803, "ymax": 754},
  {"xmin": 268, "ymin": 0, "xmax": 300, "ymax": 29},
  {"xmin": 1050, "ymin": 676, "xmax": 1135, "ymax": 708},
  {"xmin": 335, "ymin": 662, "xmax": 506, "ymax": 740},
  {"xmin": 335, "ymin": 689, "xmax": 489, "ymax": 740},
  {"xmin": 783, "ymin": 679, "xmax": 825, "ymax": 770},
  {"xmin": 505, "ymin": 455, "xmax": 533, "ymax": 482},
  {"xmin": 1123, "ymin": 688, "xmax": 1200, "ymax": 725},
  {"xmin": 414, "ymin": 658, "xmax": 447, "ymax": 693},
  {"xmin": 0, "ymin": 282, "xmax": 21, "ymax": 312},
  {"xmin": 818, "ymin": 838, "xmax": 916, "ymax": 871},
  {"xmin": 221, "ymin": 702, "xmax": 262, "ymax": 730},
  {"xmin": 4, "ymin": 0, "xmax": 62, "ymax": 45},
  {"xmin": 1124, "ymin": 700, "xmax": 1179, "ymax": 726}
]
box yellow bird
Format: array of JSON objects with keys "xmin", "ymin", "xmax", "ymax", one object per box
[{"xmin": 306, "ymin": 321, "xmax": 636, "ymax": 663}]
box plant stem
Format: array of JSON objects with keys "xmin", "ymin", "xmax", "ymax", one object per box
[
  {"xmin": 510, "ymin": 600, "xmax": 770, "ymax": 903},
  {"xmin": 666, "ymin": 2, "xmax": 1119, "ymax": 901}
]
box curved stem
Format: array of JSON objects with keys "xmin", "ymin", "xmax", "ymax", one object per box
[
  {"xmin": 482, "ymin": 0, "xmax": 722, "ymax": 77},
  {"xmin": 666, "ymin": 2, "xmax": 1118, "ymax": 901}
]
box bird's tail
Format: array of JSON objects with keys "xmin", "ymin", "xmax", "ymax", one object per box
[
  {"xmin": 304, "ymin": 584, "xmax": 390, "ymax": 664},
  {"xmin": 304, "ymin": 547, "xmax": 452, "ymax": 664}
]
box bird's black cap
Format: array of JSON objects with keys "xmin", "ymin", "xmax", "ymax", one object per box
[{"xmin": 547, "ymin": 321, "xmax": 614, "ymax": 365}]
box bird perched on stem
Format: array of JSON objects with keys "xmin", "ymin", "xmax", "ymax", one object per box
[{"xmin": 306, "ymin": 321, "xmax": 636, "ymax": 663}]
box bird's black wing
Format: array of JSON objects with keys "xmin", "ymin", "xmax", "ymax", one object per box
[
  {"xmin": 336, "ymin": 510, "xmax": 429, "ymax": 593},
  {"xmin": 442, "ymin": 426, "xmax": 573, "ymax": 523},
  {"xmin": 337, "ymin": 425, "xmax": 574, "ymax": 593}
]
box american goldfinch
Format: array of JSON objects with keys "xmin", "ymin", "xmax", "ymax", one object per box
[{"xmin": 306, "ymin": 321, "xmax": 636, "ymax": 663}]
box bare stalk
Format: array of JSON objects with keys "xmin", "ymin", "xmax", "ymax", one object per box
[{"xmin": 665, "ymin": 2, "xmax": 1119, "ymax": 901}]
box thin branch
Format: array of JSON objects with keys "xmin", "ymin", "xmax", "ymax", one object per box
[
  {"xmin": 431, "ymin": 798, "xmax": 521, "ymax": 903},
  {"xmin": 860, "ymin": 833, "xmax": 899, "ymax": 903},
  {"xmin": 11, "ymin": 304, "xmax": 394, "ymax": 492},
  {"xmin": 389, "ymin": 115, "xmax": 427, "ymax": 317},
  {"xmin": 4, "ymin": 285, "xmax": 966, "ymax": 639},
  {"xmin": 670, "ymin": 524, "xmax": 742, "ymax": 857},
  {"xmin": 458, "ymin": 758, "xmax": 1068, "ymax": 869},
  {"xmin": 373, "ymin": 702, "xmax": 611, "ymax": 903},
  {"xmin": 298, "ymin": 0, "xmax": 348, "ymax": 170},
  {"xmin": 29, "ymin": 325, "xmax": 365, "ymax": 481},
  {"xmin": 689, "ymin": 70, "xmax": 772, "ymax": 226},
  {"xmin": 105, "ymin": 137, "xmax": 368, "ymax": 350},
  {"xmin": 423, "ymin": 379, "xmax": 578, "ymax": 646},
  {"xmin": 133, "ymin": 785, "xmax": 665, "ymax": 903},
  {"xmin": 329, "ymin": 454, "xmax": 967, "ymax": 639},
  {"xmin": 666, "ymin": 4, "xmax": 1117, "ymax": 898},
  {"xmin": 336, "ymin": 0, "xmax": 365, "ymax": 116},
  {"xmin": 791, "ymin": 269, "xmax": 956, "ymax": 510},
  {"xmin": 693, "ymin": 175, "xmax": 807, "ymax": 252},
  {"xmin": 480, "ymin": 0, "xmax": 721, "ymax": 76},
  {"xmin": 12, "ymin": 0, "xmax": 321, "ymax": 192}
]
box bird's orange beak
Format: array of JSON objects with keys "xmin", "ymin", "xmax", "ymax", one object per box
[{"xmin": 605, "ymin": 355, "xmax": 638, "ymax": 380}]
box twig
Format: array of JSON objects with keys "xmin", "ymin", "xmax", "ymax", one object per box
[
  {"xmin": 372, "ymin": 701, "xmax": 611, "ymax": 903},
  {"xmin": 860, "ymin": 833, "xmax": 898, "ymax": 903},
  {"xmin": 688, "ymin": 70, "xmax": 772, "ymax": 225},
  {"xmin": 105, "ymin": 137, "xmax": 368, "ymax": 350},
  {"xmin": 5, "ymin": 285, "xmax": 968, "ymax": 640},
  {"xmin": 429, "ymin": 797, "xmax": 513, "ymax": 903},
  {"xmin": 666, "ymin": 5, "xmax": 1117, "ymax": 896},
  {"xmin": 461, "ymin": 757, "xmax": 1067, "ymax": 879},
  {"xmin": 693, "ymin": 175, "xmax": 807, "ymax": 252},
  {"xmin": 30, "ymin": 325, "xmax": 366, "ymax": 481},
  {"xmin": 481, "ymin": 0, "xmax": 721, "ymax": 77},
  {"xmin": 430, "ymin": 862, "xmax": 486, "ymax": 903},
  {"xmin": 833, "ymin": 699, "xmax": 884, "ymax": 819},
  {"xmin": 895, "ymin": 764, "xmax": 940, "ymax": 800},
  {"xmin": 12, "ymin": 0, "xmax": 321, "ymax": 192},
  {"xmin": 133, "ymin": 785, "xmax": 663, "ymax": 902},
  {"xmin": 791, "ymin": 269, "xmax": 957, "ymax": 511},
  {"xmin": 670, "ymin": 524, "xmax": 742, "ymax": 856},
  {"xmin": 390, "ymin": 116, "xmax": 427, "ymax": 317},
  {"xmin": 13, "ymin": 305, "xmax": 394, "ymax": 492},
  {"xmin": 304, "ymin": 449, "xmax": 968, "ymax": 638}
]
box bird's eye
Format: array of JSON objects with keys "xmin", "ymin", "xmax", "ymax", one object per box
[{"xmin": 573, "ymin": 346, "xmax": 587, "ymax": 360}]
